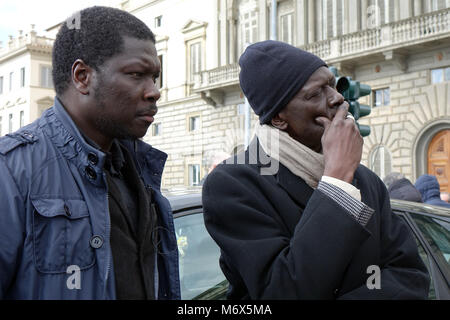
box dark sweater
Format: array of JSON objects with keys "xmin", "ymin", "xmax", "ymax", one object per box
[{"xmin": 105, "ymin": 140, "xmax": 158, "ymax": 300}]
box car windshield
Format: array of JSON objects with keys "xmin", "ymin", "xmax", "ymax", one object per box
[
  {"xmin": 410, "ymin": 213, "xmax": 450, "ymax": 269},
  {"xmin": 174, "ymin": 212, "xmax": 226, "ymax": 299}
]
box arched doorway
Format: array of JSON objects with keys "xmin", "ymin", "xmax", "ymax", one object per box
[{"xmin": 427, "ymin": 130, "xmax": 450, "ymax": 193}]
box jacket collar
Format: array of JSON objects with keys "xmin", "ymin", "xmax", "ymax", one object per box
[{"xmin": 41, "ymin": 98, "xmax": 167, "ymax": 189}]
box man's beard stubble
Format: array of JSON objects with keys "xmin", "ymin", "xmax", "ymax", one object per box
[{"xmin": 92, "ymin": 80, "xmax": 138, "ymax": 141}]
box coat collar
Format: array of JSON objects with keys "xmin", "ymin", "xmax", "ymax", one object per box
[{"xmin": 41, "ymin": 98, "xmax": 167, "ymax": 189}]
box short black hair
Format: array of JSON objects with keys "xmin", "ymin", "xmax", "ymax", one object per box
[{"xmin": 52, "ymin": 6, "xmax": 155, "ymax": 96}]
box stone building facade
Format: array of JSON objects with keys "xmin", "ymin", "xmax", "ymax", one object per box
[
  {"xmin": 122, "ymin": 0, "xmax": 450, "ymax": 192},
  {"xmin": 1, "ymin": 1, "xmax": 448, "ymax": 191},
  {"xmin": 0, "ymin": 26, "xmax": 54, "ymax": 137}
]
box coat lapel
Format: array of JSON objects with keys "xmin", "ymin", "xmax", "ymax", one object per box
[
  {"xmin": 275, "ymin": 164, "xmax": 314, "ymax": 209},
  {"xmin": 249, "ymin": 137, "xmax": 314, "ymax": 208}
]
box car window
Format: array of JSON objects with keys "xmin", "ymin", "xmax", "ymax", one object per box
[
  {"xmin": 174, "ymin": 212, "xmax": 226, "ymax": 299},
  {"xmin": 398, "ymin": 214, "xmax": 437, "ymax": 299},
  {"xmin": 409, "ymin": 213, "xmax": 450, "ymax": 269},
  {"xmin": 413, "ymin": 236, "xmax": 437, "ymax": 300}
]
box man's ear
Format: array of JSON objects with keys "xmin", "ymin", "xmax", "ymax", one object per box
[
  {"xmin": 71, "ymin": 59, "xmax": 92, "ymax": 95},
  {"xmin": 271, "ymin": 113, "xmax": 288, "ymax": 131}
]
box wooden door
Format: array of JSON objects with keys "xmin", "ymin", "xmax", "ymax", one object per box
[{"xmin": 427, "ymin": 130, "xmax": 450, "ymax": 193}]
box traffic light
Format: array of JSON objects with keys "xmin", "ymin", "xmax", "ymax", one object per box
[{"xmin": 328, "ymin": 67, "xmax": 372, "ymax": 137}]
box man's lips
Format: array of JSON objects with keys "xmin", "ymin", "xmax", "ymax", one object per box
[
  {"xmin": 136, "ymin": 108, "xmax": 157, "ymax": 123},
  {"xmin": 138, "ymin": 115, "xmax": 154, "ymax": 123}
]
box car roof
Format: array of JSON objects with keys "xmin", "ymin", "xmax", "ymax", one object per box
[
  {"xmin": 162, "ymin": 186, "xmax": 450, "ymax": 218},
  {"xmin": 391, "ymin": 199, "xmax": 450, "ymax": 218},
  {"xmin": 163, "ymin": 186, "xmax": 202, "ymax": 213}
]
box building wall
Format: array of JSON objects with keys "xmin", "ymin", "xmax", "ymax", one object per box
[
  {"xmin": 0, "ymin": 52, "xmax": 31, "ymax": 135},
  {"xmin": 118, "ymin": 0, "xmax": 450, "ymax": 188},
  {"xmin": 357, "ymin": 48, "xmax": 450, "ymax": 181},
  {"xmin": 0, "ymin": 30, "xmax": 54, "ymax": 136}
]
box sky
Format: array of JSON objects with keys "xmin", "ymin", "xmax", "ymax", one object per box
[{"xmin": 0, "ymin": 0, "xmax": 117, "ymax": 47}]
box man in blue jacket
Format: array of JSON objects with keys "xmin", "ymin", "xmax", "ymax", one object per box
[{"xmin": 0, "ymin": 6, "xmax": 180, "ymax": 299}]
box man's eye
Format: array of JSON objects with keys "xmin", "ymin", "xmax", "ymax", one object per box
[
  {"xmin": 308, "ymin": 91, "xmax": 321, "ymax": 99},
  {"xmin": 129, "ymin": 72, "xmax": 143, "ymax": 78}
]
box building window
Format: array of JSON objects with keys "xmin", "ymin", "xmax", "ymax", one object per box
[
  {"xmin": 152, "ymin": 122, "xmax": 161, "ymax": 136},
  {"xmin": 188, "ymin": 116, "xmax": 200, "ymax": 132},
  {"xmin": 40, "ymin": 65, "xmax": 53, "ymax": 88},
  {"xmin": 189, "ymin": 42, "xmax": 201, "ymax": 83},
  {"xmin": 370, "ymin": 145, "xmax": 392, "ymax": 180},
  {"xmin": 8, "ymin": 114, "xmax": 13, "ymax": 133},
  {"xmin": 280, "ymin": 13, "xmax": 294, "ymax": 44},
  {"xmin": 424, "ymin": 0, "xmax": 446, "ymax": 13},
  {"xmin": 20, "ymin": 67, "xmax": 25, "ymax": 87},
  {"xmin": 431, "ymin": 67, "xmax": 450, "ymax": 84},
  {"xmin": 20, "ymin": 111, "xmax": 24, "ymax": 128},
  {"xmin": 237, "ymin": 103, "xmax": 246, "ymax": 115},
  {"xmin": 0, "ymin": 76, "xmax": 3, "ymax": 94},
  {"xmin": 9, "ymin": 72, "xmax": 14, "ymax": 91},
  {"xmin": 188, "ymin": 164, "xmax": 201, "ymax": 186},
  {"xmin": 373, "ymin": 88, "xmax": 390, "ymax": 107},
  {"xmin": 155, "ymin": 15, "xmax": 162, "ymax": 28},
  {"xmin": 239, "ymin": 10, "xmax": 258, "ymax": 53}
]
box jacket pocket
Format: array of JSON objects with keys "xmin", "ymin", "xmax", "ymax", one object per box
[{"xmin": 31, "ymin": 198, "xmax": 95, "ymax": 273}]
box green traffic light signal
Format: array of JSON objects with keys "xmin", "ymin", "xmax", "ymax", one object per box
[
  {"xmin": 358, "ymin": 124, "xmax": 371, "ymax": 137},
  {"xmin": 329, "ymin": 66, "xmax": 350, "ymax": 93},
  {"xmin": 328, "ymin": 66, "xmax": 372, "ymax": 137}
]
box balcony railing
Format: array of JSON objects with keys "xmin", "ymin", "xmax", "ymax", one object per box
[
  {"xmin": 194, "ymin": 8, "xmax": 449, "ymax": 91},
  {"xmin": 193, "ymin": 63, "xmax": 240, "ymax": 91},
  {"xmin": 304, "ymin": 7, "xmax": 449, "ymax": 60},
  {"xmin": 0, "ymin": 31, "xmax": 54, "ymax": 57}
]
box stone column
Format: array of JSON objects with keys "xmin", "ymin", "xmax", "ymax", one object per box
[
  {"xmin": 219, "ymin": 0, "xmax": 227, "ymax": 66},
  {"xmin": 343, "ymin": 0, "xmax": 350, "ymax": 34},
  {"xmin": 307, "ymin": 0, "xmax": 315, "ymax": 43},
  {"xmin": 413, "ymin": 0, "xmax": 422, "ymax": 16},
  {"xmin": 296, "ymin": 0, "xmax": 307, "ymax": 45},
  {"xmin": 259, "ymin": 0, "xmax": 268, "ymax": 42},
  {"xmin": 361, "ymin": 0, "xmax": 368, "ymax": 30},
  {"xmin": 227, "ymin": 1, "xmax": 237, "ymax": 64},
  {"xmin": 398, "ymin": 0, "xmax": 412, "ymax": 20},
  {"xmin": 348, "ymin": 0, "xmax": 360, "ymax": 32}
]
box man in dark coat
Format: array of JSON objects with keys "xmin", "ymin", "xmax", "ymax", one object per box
[
  {"xmin": 387, "ymin": 178, "xmax": 423, "ymax": 202},
  {"xmin": 415, "ymin": 175, "xmax": 450, "ymax": 208},
  {"xmin": 202, "ymin": 40, "xmax": 429, "ymax": 299}
]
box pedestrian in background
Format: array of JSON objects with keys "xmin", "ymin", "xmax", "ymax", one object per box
[
  {"xmin": 383, "ymin": 172, "xmax": 423, "ymax": 202},
  {"xmin": 415, "ymin": 175, "xmax": 450, "ymax": 209}
]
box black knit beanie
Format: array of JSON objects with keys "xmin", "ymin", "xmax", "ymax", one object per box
[{"xmin": 239, "ymin": 40, "xmax": 327, "ymax": 124}]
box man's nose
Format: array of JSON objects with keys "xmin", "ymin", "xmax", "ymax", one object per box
[
  {"xmin": 327, "ymin": 87, "xmax": 344, "ymax": 108},
  {"xmin": 144, "ymin": 79, "xmax": 161, "ymax": 103}
]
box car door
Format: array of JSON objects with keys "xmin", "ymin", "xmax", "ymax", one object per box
[
  {"xmin": 173, "ymin": 208, "xmax": 226, "ymax": 299},
  {"xmin": 395, "ymin": 210, "xmax": 450, "ymax": 300}
]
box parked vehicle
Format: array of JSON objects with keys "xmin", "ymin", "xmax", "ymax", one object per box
[{"xmin": 164, "ymin": 188, "xmax": 450, "ymax": 300}]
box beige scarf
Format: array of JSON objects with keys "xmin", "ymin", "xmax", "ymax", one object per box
[{"xmin": 255, "ymin": 123, "xmax": 325, "ymax": 188}]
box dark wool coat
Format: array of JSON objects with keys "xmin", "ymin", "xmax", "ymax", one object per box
[{"xmin": 202, "ymin": 139, "xmax": 430, "ymax": 299}]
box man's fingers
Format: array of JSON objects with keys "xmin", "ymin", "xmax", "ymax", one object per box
[
  {"xmin": 335, "ymin": 102, "xmax": 349, "ymax": 120},
  {"xmin": 315, "ymin": 116, "xmax": 331, "ymax": 130}
]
